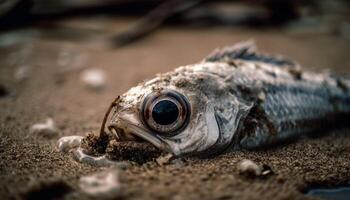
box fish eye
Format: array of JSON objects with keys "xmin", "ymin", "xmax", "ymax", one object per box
[{"xmin": 141, "ymin": 90, "xmax": 191, "ymax": 135}]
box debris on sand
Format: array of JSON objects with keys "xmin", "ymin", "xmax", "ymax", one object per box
[
  {"xmin": 261, "ymin": 164, "xmax": 274, "ymax": 176},
  {"xmin": 73, "ymin": 147, "xmax": 129, "ymax": 168},
  {"xmin": 57, "ymin": 135, "xmax": 83, "ymax": 153},
  {"xmin": 106, "ymin": 140, "xmax": 162, "ymax": 164},
  {"xmin": 238, "ymin": 159, "xmax": 274, "ymax": 178},
  {"xmin": 238, "ymin": 159, "xmax": 262, "ymax": 176},
  {"xmin": 81, "ymin": 132, "xmax": 109, "ymax": 155},
  {"xmin": 155, "ymin": 153, "xmax": 186, "ymax": 167},
  {"xmin": 156, "ymin": 154, "xmax": 174, "ymax": 166},
  {"xmin": 79, "ymin": 169, "xmax": 121, "ymax": 198},
  {"xmin": 59, "ymin": 133, "xmax": 157, "ymax": 167},
  {"xmin": 30, "ymin": 118, "xmax": 58, "ymax": 138},
  {"xmin": 58, "ymin": 134, "xmax": 130, "ymax": 167},
  {"xmin": 80, "ymin": 68, "xmax": 106, "ymax": 91}
]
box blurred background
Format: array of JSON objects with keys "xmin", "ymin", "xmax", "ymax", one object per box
[
  {"xmin": 0, "ymin": 1, "xmax": 350, "ymax": 199},
  {"xmin": 1, "ymin": 0, "xmax": 350, "ymax": 101},
  {"xmin": 0, "ymin": 0, "xmax": 350, "ymax": 123}
]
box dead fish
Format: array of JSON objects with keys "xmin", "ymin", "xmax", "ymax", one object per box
[{"xmin": 101, "ymin": 40, "xmax": 350, "ymax": 157}]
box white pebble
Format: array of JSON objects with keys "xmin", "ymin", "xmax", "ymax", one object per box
[
  {"xmin": 79, "ymin": 169, "xmax": 121, "ymax": 197},
  {"xmin": 81, "ymin": 68, "xmax": 106, "ymax": 90},
  {"xmin": 57, "ymin": 135, "xmax": 83, "ymax": 153},
  {"xmin": 73, "ymin": 147, "xmax": 127, "ymax": 167},
  {"xmin": 238, "ymin": 159, "xmax": 262, "ymax": 176},
  {"xmin": 30, "ymin": 118, "xmax": 58, "ymax": 137}
]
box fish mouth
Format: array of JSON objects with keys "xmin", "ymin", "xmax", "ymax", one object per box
[
  {"xmin": 107, "ymin": 118, "xmax": 172, "ymax": 153},
  {"xmin": 99, "ymin": 97, "xmax": 172, "ymax": 154}
]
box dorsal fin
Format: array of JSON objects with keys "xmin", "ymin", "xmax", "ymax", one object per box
[{"xmin": 204, "ymin": 40, "xmax": 299, "ymax": 68}]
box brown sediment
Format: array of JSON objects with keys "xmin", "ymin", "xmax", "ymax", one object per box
[
  {"xmin": 105, "ymin": 140, "xmax": 163, "ymax": 164},
  {"xmin": 81, "ymin": 132, "xmax": 110, "ymax": 155}
]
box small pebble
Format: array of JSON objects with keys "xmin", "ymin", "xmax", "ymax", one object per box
[
  {"xmin": 81, "ymin": 68, "xmax": 106, "ymax": 91},
  {"xmin": 261, "ymin": 164, "xmax": 274, "ymax": 176},
  {"xmin": 73, "ymin": 147, "xmax": 129, "ymax": 168},
  {"xmin": 156, "ymin": 154, "xmax": 186, "ymax": 167},
  {"xmin": 30, "ymin": 118, "xmax": 58, "ymax": 138},
  {"xmin": 156, "ymin": 154, "xmax": 174, "ymax": 166},
  {"xmin": 238, "ymin": 159, "xmax": 262, "ymax": 176},
  {"xmin": 79, "ymin": 169, "xmax": 121, "ymax": 197},
  {"xmin": 57, "ymin": 135, "xmax": 83, "ymax": 153}
]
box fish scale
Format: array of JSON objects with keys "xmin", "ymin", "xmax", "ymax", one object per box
[
  {"xmin": 199, "ymin": 45, "xmax": 348, "ymax": 150},
  {"xmin": 223, "ymin": 60, "xmax": 350, "ymax": 149}
]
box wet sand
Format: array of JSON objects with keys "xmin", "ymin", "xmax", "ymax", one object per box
[{"xmin": 0, "ymin": 18, "xmax": 350, "ymax": 199}]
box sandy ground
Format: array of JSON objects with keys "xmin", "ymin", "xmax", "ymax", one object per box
[{"xmin": 1, "ymin": 17, "xmax": 350, "ymax": 200}]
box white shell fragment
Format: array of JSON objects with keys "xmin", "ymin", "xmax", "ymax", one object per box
[
  {"xmin": 30, "ymin": 118, "xmax": 58, "ymax": 137},
  {"xmin": 237, "ymin": 159, "xmax": 262, "ymax": 176},
  {"xmin": 57, "ymin": 136, "xmax": 128, "ymax": 168},
  {"xmin": 73, "ymin": 147, "xmax": 127, "ymax": 167},
  {"xmin": 81, "ymin": 68, "xmax": 106, "ymax": 91},
  {"xmin": 79, "ymin": 169, "xmax": 121, "ymax": 197},
  {"xmin": 57, "ymin": 135, "xmax": 83, "ymax": 153}
]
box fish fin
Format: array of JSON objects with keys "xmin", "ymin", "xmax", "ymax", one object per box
[{"xmin": 204, "ymin": 40, "xmax": 299, "ymax": 68}]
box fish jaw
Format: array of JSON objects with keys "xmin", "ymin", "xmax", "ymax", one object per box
[{"xmin": 108, "ymin": 113, "xmax": 172, "ymax": 153}]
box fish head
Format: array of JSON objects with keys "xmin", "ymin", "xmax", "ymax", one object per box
[{"xmin": 107, "ymin": 64, "xmax": 252, "ymax": 156}]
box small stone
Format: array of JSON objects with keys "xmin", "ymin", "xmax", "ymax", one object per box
[
  {"xmin": 261, "ymin": 164, "xmax": 274, "ymax": 176},
  {"xmin": 57, "ymin": 135, "xmax": 83, "ymax": 153},
  {"xmin": 29, "ymin": 118, "xmax": 58, "ymax": 138},
  {"xmin": 79, "ymin": 169, "xmax": 121, "ymax": 197},
  {"xmin": 73, "ymin": 147, "xmax": 128, "ymax": 167},
  {"xmin": 106, "ymin": 140, "xmax": 162, "ymax": 164},
  {"xmin": 81, "ymin": 68, "xmax": 106, "ymax": 91},
  {"xmin": 156, "ymin": 154, "xmax": 173, "ymax": 166},
  {"xmin": 238, "ymin": 159, "xmax": 262, "ymax": 176},
  {"xmin": 170, "ymin": 158, "xmax": 187, "ymax": 168}
]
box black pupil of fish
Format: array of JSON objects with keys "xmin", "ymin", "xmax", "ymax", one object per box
[{"xmin": 152, "ymin": 100, "xmax": 179, "ymax": 126}]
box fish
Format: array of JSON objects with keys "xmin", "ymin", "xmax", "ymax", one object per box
[{"xmin": 101, "ymin": 40, "xmax": 350, "ymax": 157}]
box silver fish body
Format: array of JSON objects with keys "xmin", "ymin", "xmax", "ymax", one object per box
[{"xmin": 106, "ymin": 41, "xmax": 350, "ymax": 157}]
